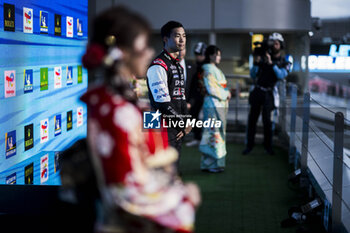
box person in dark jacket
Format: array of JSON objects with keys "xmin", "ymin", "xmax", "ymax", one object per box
[
  {"xmin": 185, "ymin": 42, "xmax": 207, "ymax": 147},
  {"xmin": 243, "ymin": 32, "xmax": 291, "ymax": 155}
]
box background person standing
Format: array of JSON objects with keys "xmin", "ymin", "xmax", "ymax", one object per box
[
  {"xmin": 179, "ymin": 48, "xmax": 195, "ymax": 87},
  {"xmin": 199, "ymin": 45, "xmax": 231, "ymax": 173},
  {"xmin": 185, "ymin": 42, "xmax": 207, "ymax": 147},
  {"xmin": 243, "ymin": 32, "xmax": 291, "ymax": 155}
]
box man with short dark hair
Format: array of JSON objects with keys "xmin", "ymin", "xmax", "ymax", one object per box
[{"xmin": 147, "ymin": 21, "xmax": 191, "ymax": 158}]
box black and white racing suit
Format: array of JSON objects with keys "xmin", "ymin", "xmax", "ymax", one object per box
[{"xmin": 147, "ymin": 50, "xmax": 188, "ymax": 157}]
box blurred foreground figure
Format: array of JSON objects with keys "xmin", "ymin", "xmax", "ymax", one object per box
[
  {"xmin": 199, "ymin": 45, "xmax": 231, "ymax": 173},
  {"xmin": 81, "ymin": 7, "xmax": 200, "ymax": 233}
]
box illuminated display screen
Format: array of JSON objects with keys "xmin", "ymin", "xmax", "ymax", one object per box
[
  {"xmin": 0, "ymin": 0, "xmax": 88, "ymax": 185},
  {"xmin": 309, "ymin": 44, "xmax": 350, "ymax": 72}
]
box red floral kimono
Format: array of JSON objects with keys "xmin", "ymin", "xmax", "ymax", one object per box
[{"xmin": 81, "ymin": 86, "xmax": 195, "ymax": 233}]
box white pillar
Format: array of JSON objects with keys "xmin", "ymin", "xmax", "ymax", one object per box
[{"xmin": 209, "ymin": 32, "xmax": 216, "ymax": 45}]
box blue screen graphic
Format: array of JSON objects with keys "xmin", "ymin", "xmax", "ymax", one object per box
[{"xmin": 0, "ymin": 0, "xmax": 88, "ymax": 185}]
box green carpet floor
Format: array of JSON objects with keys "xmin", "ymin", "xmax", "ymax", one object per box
[{"xmin": 179, "ymin": 144, "xmax": 302, "ymax": 233}]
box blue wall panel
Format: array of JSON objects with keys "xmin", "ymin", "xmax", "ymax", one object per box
[{"xmin": 0, "ymin": 0, "xmax": 88, "ymax": 185}]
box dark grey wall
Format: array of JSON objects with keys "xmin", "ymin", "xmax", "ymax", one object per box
[
  {"xmin": 114, "ymin": 0, "xmax": 212, "ymax": 31},
  {"xmin": 215, "ymin": 0, "xmax": 311, "ymax": 31},
  {"xmin": 88, "ymin": 0, "xmax": 114, "ymax": 38},
  {"xmin": 112, "ymin": 0, "xmax": 310, "ymax": 32}
]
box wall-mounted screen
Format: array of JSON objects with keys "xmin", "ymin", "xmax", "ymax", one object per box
[{"xmin": 0, "ymin": 0, "xmax": 88, "ymax": 185}]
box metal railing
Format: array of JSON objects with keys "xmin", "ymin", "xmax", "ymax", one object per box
[
  {"xmin": 224, "ymin": 76, "xmax": 350, "ymax": 232},
  {"xmin": 278, "ymin": 82, "xmax": 350, "ymax": 233}
]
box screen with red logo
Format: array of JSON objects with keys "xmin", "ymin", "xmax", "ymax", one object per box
[{"xmin": 0, "ymin": 0, "xmax": 88, "ymax": 185}]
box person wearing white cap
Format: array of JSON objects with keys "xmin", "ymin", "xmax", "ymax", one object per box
[{"xmin": 243, "ymin": 32, "xmax": 291, "ymax": 155}]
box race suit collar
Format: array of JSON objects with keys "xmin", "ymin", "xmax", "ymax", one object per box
[{"xmin": 163, "ymin": 49, "xmax": 179, "ymax": 62}]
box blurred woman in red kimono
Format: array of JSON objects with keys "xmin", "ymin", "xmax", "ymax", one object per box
[{"xmin": 80, "ymin": 7, "xmax": 200, "ymax": 233}]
